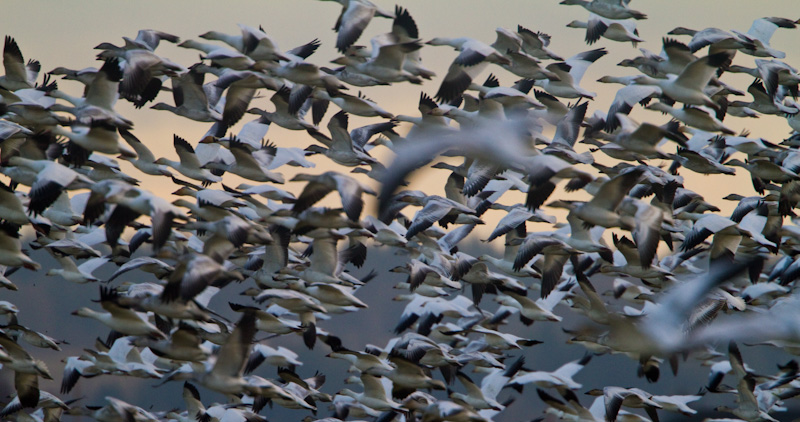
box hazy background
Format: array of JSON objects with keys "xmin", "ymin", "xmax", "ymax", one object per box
[{"xmin": 2, "ymin": 1, "xmax": 800, "ymax": 421}]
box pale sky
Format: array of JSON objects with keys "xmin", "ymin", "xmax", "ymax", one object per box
[{"xmin": 5, "ymin": 0, "xmax": 799, "ymax": 227}]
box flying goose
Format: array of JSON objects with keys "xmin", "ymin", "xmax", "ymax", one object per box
[
  {"xmin": 199, "ymin": 137, "xmax": 284, "ymax": 183},
  {"xmin": 0, "ymin": 37, "xmax": 39, "ymax": 91},
  {"xmin": 567, "ymin": 14, "xmax": 643, "ymax": 46},
  {"xmin": 155, "ymin": 135, "xmax": 222, "ymax": 185},
  {"xmin": 95, "ymin": 40, "xmax": 185, "ymax": 107},
  {"xmin": 646, "ymin": 102, "xmax": 735, "ymax": 134},
  {"xmin": 320, "ymin": 0, "xmax": 396, "ymax": 53},
  {"xmin": 196, "ymin": 310, "xmax": 258, "ymax": 395},
  {"xmin": 117, "ymin": 129, "xmax": 173, "ymax": 177},
  {"xmin": 291, "ymin": 171, "xmax": 375, "ymax": 222},
  {"xmin": 535, "ymin": 48, "xmax": 608, "ymax": 99},
  {"xmin": 72, "ymin": 286, "xmax": 166, "ymax": 339},
  {"xmin": 306, "ymin": 111, "xmax": 378, "ymax": 167},
  {"xmin": 572, "ymin": 167, "xmax": 644, "ymax": 230},
  {"xmin": 586, "ymin": 386, "xmax": 662, "ymax": 422},
  {"xmin": 427, "ymin": 36, "xmax": 511, "ymax": 103},
  {"xmin": 559, "ymin": 0, "xmax": 647, "ymax": 20},
  {"xmin": 332, "ymin": 40, "xmax": 424, "ymax": 84},
  {"xmin": 516, "ymin": 25, "xmax": 563, "ymax": 60},
  {"xmin": 150, "ymin": 65, "xmax": 222, "ymax": 123},
  {"xmin": 7, "ymin": 156, "xmax": 94, "ymax": 216},
  {"xmin": 200, "ymin": 24, "xmax": 290, "ymax": 62},
  {"xmin": 311, "ymin": 89, "xmax": 393, "ymax": 119},
  {"xmin": 338, "ymin": 373, "xmax": 404, "ymax": 412},
  {"xmin": 632, "ymin": 51, "xmax": 734, "ymax": 109},
  {"xmin": 0, "ymin": 330, "xmax": 53, "ymax": 408}
]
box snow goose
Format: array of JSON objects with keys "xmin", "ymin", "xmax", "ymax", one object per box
[
  {"xmin": 8, "ymin": 156, "xmax": 94, "ymax": 216},
  {"xmin": 155, "ymin": 135, "xmax": 222, "ymax": 185},
  {"xmin": 632, "ymin": 51, "xmax": 734, "ymax": 109},
  {"xmin": 0, "ymin": 331, "xmax": 53, "ymax": 408},
  {"xmin": 642, "ymin": 37, "xmax": 698, "ymax": 77},
  {"xmin": 426, "ymin": 36, "xmax": 511, "ymax": 102},
  {"xmin": 0, "ymin": 389, "xmax": 68, "ymax": 420},
  {"xmin": 322, "ymin": 65, "xmax": 390, "ymax": 87},
  {"xmin": 375, "ymin": 6, "xmax": 435, "ymax": 80},
  {"xmin": 47, "ymin": 58, "xmax": 130, "ymax": 126},
  {"xmin": 468, "ymin": 76, "xmax": 544, "ymax": 111},
  {"xmin": 95, "ymin": 41, "xmax": 184, "ymax": 108},
  {"xmin": 646, "ymin": 102, "xmax": 734, "ymax": 134},
  {"xmin": 398, "ymin": 192, "xmax": 477, "ymax": 239},
  {"xmin": 306, "ymin": 111, "xmax": 378, "ymax": 167},
  {"xmin": 512, "ymin": 234, "xmax": 576, "ymax": 298},
  {"xmin": 252, "ymin": 288, "xmax": 325, "ymax": 348},
  {"xmin": 386, "ymin": 354, "xmax": 446, "ymax": 395},
  {"xmin": 559, "ymin": 0, "xmax": 647, "ymax": 20},
  {"xmin": 726, "ymin": 157, "xmax": 799, "ymax": 191},
  {"xmin": 572, "ymin": 167, "xmax": 644, "ymax": 230},
  {"xmin": 51, "ymin": 122, "xmax": 136, "ymax": 157},
  {"xmin": 258, "ymin": 59, "xmax": 347, "ymax": 93},
  {"xmin": 602, "ymin": 84, "xmax": 661, "ymax": 132},
  {"xmin": 150, "ymin": 66, "xmax": 222, "ymax": 123},
  {"xmin": 535, "ymin": 48, "xmax": 608, "ymax": 98},
  {"xmin": 732, "ymin": 79, "xmax": 799, "ymax": 115},
  {"xmin": 459, "ymin": 259, "xmax": 528, "ymax": 305},
  {"xmin": 479, "ymin": 232, "xmax": 543, "ymax": 279},
  {"xmin": 312, "ymin": 89, "xmax": 393, "ymax": 119},
  {"xmin": 449, "ymin": 372, "xmax": 502, "ymax": 411},
  {"xmin": 587, "ymin": 386, "xmax": 662, "ymax": 422},
  {"xmin": 71, "ymin": 286, "xmax": 166, "ymax": 339},
  {"xmin": 82, "ymin": 396, "xmax": 160, "ymax": 422},
  {"xmin": 321, "ymin": 0, "xmax": 395, "ymax": 53},
  {"xmin": 332, "ymin": 40, "xmax": 424, "ymax": 84},
  {"xmin": 83, "ymin": 180, "xmax": 182, "ymax": 249},
  {"xmin": 133, "ymin": 323, "xmax": 211, "ymax": 363},
  {"xmin": 494, "ymin": 291, "xmax": 561, "ymax": 322},
  {"xmin": 247, "ymin": 86, "xmax": 316, "ymax": 130},
  {"xmin": 195, "ymin": 310, "xmax": 260, "ymax": 396},
  {"xmin": 489, "ymin": 28, "xmax": 558, "ymax": 81},
  {"xmin": 729, "ymin": 59, "xmax": 800, "ymax": 100},
  {"xmin": 161, "ymin": 250, "xmax": 243, "ymax": 303},
  {"xmin": 0, "ymin": 181, "xmax": 28, "ymax": 226},
  {"xmin": 45, "ymin": 252, "xmax": 107, "ymax": 283},
  {"xmin": 291, "ymin": 171, "xmax": 374, "ymax": 221},
  {"xmin": 669, "ymin": 26, "xmax": 751, "ymax": 55},
  {"xmin": 509, "ymin": 355, "xmax": 591, "ymax": 393},
  {"xmin": 323, "ymin": 336, "xmax": 394, "ymax": 375},
  {"xmin": 0, "ymin": 37, "xmax": 38, "ymax": 91},
  {"xmin": 338, "ymin": 373, "xmax": 404, "ymax": 412},
  {"xmin": 605, "ymin": 113, "xmax": 686, "ymax": 158},
  {"xmin": 524, "ymin": 153, "xmax": 595, "ymax": 210},
  {"xmin": 229, "ymin": 303, "xmax": 302, "ymax": 335},
  {"xmin": 117, "ymin": 129, "xmax": 173, "ymax": 176},
  {"xmin": 199, "ymin": 137, "xmax": 284, "ymax": 183},
  {"xmin": 179, "ymin": 39, "xmax": 256, "ymax": 70},
  {"xmin": 244, "ymin": 344, "xmax": 302, "ymax": 374},
  {"xmin": 730, "ymin": 17, "xmax": 799, "ymax": 59},
  {"xmin": 671, "ymin": 146, "xmax": 736, "ymax": 176},
  {"xmin": 516, "ymin": 26, "xmax": 563, "ymax": 60},
  {"xmin": 201, "ymin": 24, "xmax": 290, "ymax": 62},
  {"xmin": 537, "ymin": 389, "xmax": 603, "ymax": 422},
  {"xmin": 567, "ymin": 14, "xmax": 643, "ymax": 46},
  {"xmin": 286, "ymin": 230, "xmax": 346, "ymax": 286}
]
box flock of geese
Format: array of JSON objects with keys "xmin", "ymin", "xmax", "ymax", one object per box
[{"xmin": 2, "ymin": 0, "xmax": 800, "ymax": 421}]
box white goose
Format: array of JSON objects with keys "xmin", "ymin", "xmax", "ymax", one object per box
[
  {"xmin": 72, "ymin": 286, "xmax": 166, "ymax": 339},
  {"xmin": 632, "ymin": 51, "xmax": 734, "ymax": 109},
  {"xmin": 536, "ymin": 48, "xmax": 608, "ymax": 98},
  {"xmin": 155, "ymin": 135, "xmax": 222, "ymax": 185}
]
